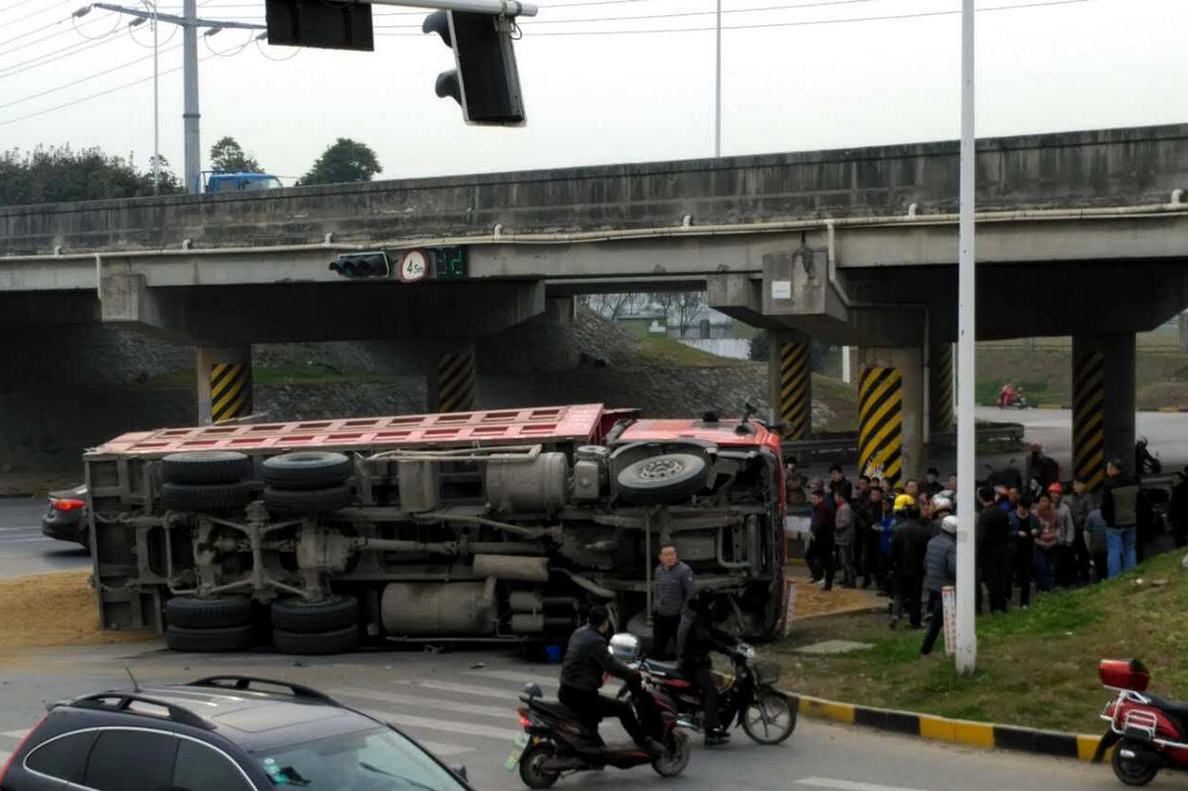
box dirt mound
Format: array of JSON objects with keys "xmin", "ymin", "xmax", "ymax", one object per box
[{"xmin": 0, "ymin": 570, "xmax": 154, "ymax": 648}]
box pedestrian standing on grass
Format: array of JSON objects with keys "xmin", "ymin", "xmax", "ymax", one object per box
[
  {"xmin": 976, "ymin": 485, "xmax": 1012, "ymax": 614},
  {"xmin": 1009, "ymin": 496, "xmax": 1039, "ymax": 608},
  {"xmin": 921, "ymin": 515, "xmax": 958, "ymax": 655},
  {"xmin": 651, "ymin": 544, "xmax": 693, "ymax": 659},
  {"xmin": 834, "ymin": 491, "xmax": 856, "ymax": 588},
  {"xmin": 853, "ymin": 476, "xmax": 872, "ymax": 577},
  {"xmin": 861, "ymin": 486, "xmax": 886, "ymax": 590},
  {"xmin": 889, "ymin": 495, "xmax": 930, "ymax": 629},
  {"xmin": 1033, "ymin": 493, "xmax": 1060, "ymax": 593},
  {"xmin": 1101, "ymin": 458, "xmax": 1140, "ymax": 577},
  {"xmin": 1066, "ymin": 478, "xmax": 1095, "ymax": 582},
  {"xmin": 1049, "ymin": 483, "xmax": 1077, "ymax": 587}
]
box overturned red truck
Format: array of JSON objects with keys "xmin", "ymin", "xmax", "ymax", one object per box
[{"xmin": 85, "ymin": 403, "xmax": 786, "ymax": 654}]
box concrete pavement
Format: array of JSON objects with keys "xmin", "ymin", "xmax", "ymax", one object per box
[
  {"xmin": 0, "ymin": 498, "xmax": 90, "ymax": 580},
  {"xmin": 0, "ymin": 644, "xmax": 1126, "ymax": 791}
]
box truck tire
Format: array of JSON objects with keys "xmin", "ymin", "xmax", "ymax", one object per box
[
  {"xmin": 264, "ymin": 484, "xmax": 353, "ymax": 514},
  {"xmin": 262, "ymin": 452, "xmax": 351, "ymax": 490},
  {"xmin": 165, "ymin": 624, "xmax": 255, "ymax": 653},
  {"xmin": 273, "ymin": 624, "xmax": 360, "ymax": 655},
  {"xmin": 617, "ymin": 453, "xmax": 708, "ymax": 505},
  {"xmin": 163, "ymin": 451, "xmax": 253, "ymax": 485},
  {"xmin": 161, "ymin": 480, "xmax": 260, "ymax": 513},
  {"xmin": 166, "ymin": 596, "xmax": 252, "ymax": 629},
  {"xmin": 271, "ymin": 595, "xmax": 359, "ymax": 633}
]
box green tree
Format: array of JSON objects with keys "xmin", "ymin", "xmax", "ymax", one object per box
[
  {"xmin": 299, "ymin": 138, "xmax": 382, "ymax": 186},
  {"xmin": 209, "ymin": 136, "xmax": 262, "ymax": 172},
  {"xmin": 0, "ymin": 145, "xmax": 181, "ymax": 206}
]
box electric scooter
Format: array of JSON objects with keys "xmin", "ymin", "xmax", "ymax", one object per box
[{"xmin": 1094, "ymin": 658, "xmax": 1188, "ymax": 786}]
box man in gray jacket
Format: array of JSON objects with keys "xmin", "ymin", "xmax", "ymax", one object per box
[
  {"xmin": 652, "ymin": 544, "xmax": 693, "ymax": 658},
  {"xmin": 920, "ymin": 515, "xmax": 958, "ymax": 656}
]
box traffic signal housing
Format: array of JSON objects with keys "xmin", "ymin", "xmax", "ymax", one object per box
[
  {"xmin": 330, "ymin": 252, "xmax": 390, "ymax": 279},
  {"xmin": 423, "ymin": 10, "xmax": 525, "ymax": 126}
]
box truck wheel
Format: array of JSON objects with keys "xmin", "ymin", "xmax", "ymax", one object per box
[
  {"xmin": 273, "ymin": 624, "xmax": 360, "ymax": 655},
  {"xmin": 163, "ymin": 451, "xmax": 253, "ymax": 485},
  {"xmin": 165, "ymin": 624, "xmax": 254, "ymax": 653},
  {"xmin": 166, "ymin": 596, "xmax": 252, "ymax": 629},
  {"xmin": 262, "ymin": 452, "xmax": 351, "ymax": 490},
  {"xmin": 161, "ymin": 481, "xmax": 260, "ymax": 513},
  {"xmin": 264, "ymin": 484, "xmax": 353, "ymax": 514},
  {"xmin": 617, "ymin": 453, "xmax": 708, "ymax": 505},
  {"xmin": 271, "ymin": 596, "xmax": 359, "ymax": 633}
]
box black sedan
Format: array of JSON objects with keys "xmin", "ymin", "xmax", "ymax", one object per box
[{"xmin": 41, "ymin": 484, "xmax": 89, "ymax": 548}]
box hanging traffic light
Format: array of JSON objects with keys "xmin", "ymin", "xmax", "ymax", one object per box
[{"xmin": 423, "ymin": 10, "xmax": 525, "ymax": 126}]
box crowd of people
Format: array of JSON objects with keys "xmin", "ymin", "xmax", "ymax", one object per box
[{"xmin": 786, "ymin": 453, "xmax": 1188, "ymax": 656}]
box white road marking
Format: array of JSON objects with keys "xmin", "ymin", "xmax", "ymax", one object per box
[
  {"xmin": 332, "ymin": 687, "xmax": 514, "ymax": 720},
  {"xmin": 390, "ymin": 679, "xmax": 530, "ymax": 702},
  {"xmin": 462, "ymin": 669, "xmax": 560, "ymax": 686},
  {"xmin": 797, "ymin": 778, "xmax": 935, "ymax": 791},
  {"xmin": 1, "ymin": 729, "xmax": 29, "ymax": 739},
  {"xmin": 364, "ymin": 708, "xmax": 520, "ymax": 741}
]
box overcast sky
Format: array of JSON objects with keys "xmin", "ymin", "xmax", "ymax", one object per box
[{"xmin": 1, "ymin": 0, "xmax": 1185, "ymax": 184}]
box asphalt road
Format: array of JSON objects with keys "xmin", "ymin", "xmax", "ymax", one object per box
[
  {"xmin": 0, "ymin": 497, "xmax": 90, "ymax": 579},
  {"xmin": 0, "ymin": 644, "xmax": 1150, "ymax": 791}
]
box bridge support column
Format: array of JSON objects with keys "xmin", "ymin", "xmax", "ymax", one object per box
[
  {"xmin": 856, "ymin": 347, "xmax": 923, "ymax": 491},
  {"xmin": 769, "ymin": 332, "xmax": 812, "ymax": 441},
  {"xmin": 428, "ymin": 342, "xmax": 476, "ymax": 413},
  {"xmin": 197, "ymin": 345, "xmax": 252, "ymax": 426},
  {"xmin": 1072, "ymin": 333, "xmax": 1135, "ymax": 492},
  {"xmin": 929, "ymin": 342, "xmax": 955, "ymax": 438}
]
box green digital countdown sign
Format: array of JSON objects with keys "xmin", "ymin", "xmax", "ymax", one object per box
[{"xmin": 431, "ymin": 246, "xmax": 468, "ymax": 280}]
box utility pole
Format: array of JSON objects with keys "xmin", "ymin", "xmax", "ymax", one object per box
[
  {"xmin": 714, "ymin": 0, "xmax": 721, "ymax": 158},
  {"xmin": 74, "ymin": 4, "xmax": 265, "ymax": 194},
  {"xmin": 955, "ymin": 0, "xmax": 977, "ymax": 675}
]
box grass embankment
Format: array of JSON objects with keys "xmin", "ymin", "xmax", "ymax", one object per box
[
  {"xmin": 770, "ymin": 550, "xmax": 1188, "ymax": 734},
  {"xmin": 0, "ymin": 570, "xmax": 154, "ymax": 649}
]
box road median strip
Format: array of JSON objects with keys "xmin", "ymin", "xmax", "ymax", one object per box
[{"xmin": 785, "ymin": 692, "xmax": 1106, "ymax": 762}]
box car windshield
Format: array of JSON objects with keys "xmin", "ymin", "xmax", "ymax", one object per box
[
  {"xmin": 240, "ymin": 177, "xmax": 282, "ymax": 191},
  {"xmin": 255, "ymin": 727, "xmax": 466, "ymax": 791}
]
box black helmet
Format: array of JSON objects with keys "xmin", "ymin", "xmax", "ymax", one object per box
[{"xmin": 686, "ymin": 587, "xmax": 720, "ymax": 616}]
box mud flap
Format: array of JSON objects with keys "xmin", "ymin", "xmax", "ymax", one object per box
[{"xmin": 1092, "ymin": 730, "xmax": 1121, "ymax": 764}]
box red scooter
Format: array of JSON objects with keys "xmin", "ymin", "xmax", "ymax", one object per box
[{"xmin": 1095, "ymin": 659, "xmax": 1188, "ymax": 785}]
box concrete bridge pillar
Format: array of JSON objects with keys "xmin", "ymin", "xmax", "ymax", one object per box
[
  {"xmin": 769, "ymin": 332, "xmax": 812, "ymax": 441},
  {"xmin": 1072, "ymin": 333, "xmax": 1135, "ymax": 491},
  {"xmin": 197, "ymin": 345, "xmax": 252, "ymax": 426},
  {"xmin": 856, "ymin": 347, "xmax": 924, "ymax": 491},
  {"xmin": 929, "ymin": 342, "xmax": 955, "ymax": 437},
  {"xmin": 428, "ymin": 342, "xmax": 477, "ymax": 413}
]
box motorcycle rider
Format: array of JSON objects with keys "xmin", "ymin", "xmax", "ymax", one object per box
[
  {"xmin": 559, "ymin": 605, "xmax": 665, "ymax": 756},
  {"xmin": 677, "ymin": 588, "xmax": 741, "ymax": 747}
]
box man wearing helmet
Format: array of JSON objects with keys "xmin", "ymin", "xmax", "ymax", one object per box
[
  {"xmin": 677, "ymin": 588, "xmax": 741, "ymax": 746},
  {"xmin": 921, "ymin": 515, "xmax": 958, "ymax": 655},
  {"xmin": 889, "ymin": 494, "xmax": 930, "ymax": 629}
]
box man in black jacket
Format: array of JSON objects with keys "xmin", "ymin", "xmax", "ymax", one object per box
[
  {"xmin": 678, "ymin": 589, "xmax": 740, "ymax": 746},
  {"xmin": 559, "ymin": 606, "xmax": 663, "ymax": 754},
  {"xmin": 975, "ymin": 485, "xmax": 1012, "ymax": 613},
  {"xmin": 889, "ymin": 495, "xmax": 930, "ymax": 629}
]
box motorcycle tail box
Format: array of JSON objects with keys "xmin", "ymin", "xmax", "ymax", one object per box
[{"xmin": 1100, "ymin": 659, "xmax": 1151, "ymax": 692}]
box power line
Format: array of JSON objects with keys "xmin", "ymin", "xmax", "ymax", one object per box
[
  {"xmin": 0, "ymin": 0, "xmax": 50, "ymax": 15},
  {"xmin": 0, "ymin": 12, "xmax": 118, "ymax": 57},
  {"xmin": 1, "ymin": 0, "xmax": 76, "ymax": 30},
  {"xmin": 376, "ymin": 0, "xmax": 1092, "ymax": 36},
  {"xmin": 374, "ymin": 0, "xmax": 884, "ymax": 28},
  {"xmin": 0, "ymin": 49, "xmax": 228, "ymax": 128},
  {"xmin": 0, "ymin": 43, "xmax": 183, "ymax": 112},
  {"xmin": 0, "ymin": 31, "xmax": 123, "ymax": 80}
]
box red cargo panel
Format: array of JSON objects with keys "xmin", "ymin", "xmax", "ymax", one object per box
[{"xmin": 90, "ymin": 404, "xmax": 607, "ymax": 457}]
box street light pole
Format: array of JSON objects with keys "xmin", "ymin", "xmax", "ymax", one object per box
[
  {"xmin": 148, "ymin": 1, "xmax": 159, "ymax": 193},
  {"xmin": 955, "ymin": 0, "xmax": 978, "ymax": 674}
]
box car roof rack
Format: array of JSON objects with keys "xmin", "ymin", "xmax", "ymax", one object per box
[
  {"xmin": 188, "ymin": 675, "xmax": 337, "ymax": 704},
  {"xmin": 70, "ymin": 693, "xmax": 215, "ymax": 731}
]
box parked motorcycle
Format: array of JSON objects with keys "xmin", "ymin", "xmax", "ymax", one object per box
[
  {"xmin": 1094, "ymin": 658, "xmax": 1188, "ymax": 785},
  {"xmin": 508, "ymin": 637, "xmax": 690, "ymax": 788},
  {"xmin": 627, "ymin": 638, "xmax": 797, "ymax": 745}
]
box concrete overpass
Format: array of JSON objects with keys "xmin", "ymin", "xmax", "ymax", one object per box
[{"xmin": 4, "ymin": 122, "xmax": 1188, "ymax": 489}]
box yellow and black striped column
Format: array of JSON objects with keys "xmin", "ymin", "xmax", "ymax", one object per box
[
  {"xmin": 433, "ymin": 345, "xmax": 476, "ymax": 413},
  {"xmin": 1072, "ymin": 349, "xmax": 1106, "ymax": 492},
  {"xmin": 929, "ymin": 343, "xmax": 954, "ymax": 435},
  {"xmin": 196, "ymin": 346, "xmax": 252, "ymax": 426},
  {"xmin": 778, "ymin": 340, "xmax": 811, "ymax": 441},
  {"xmin": 858, "ymin": 366, "xmax": 904, "ymax": 489}
]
